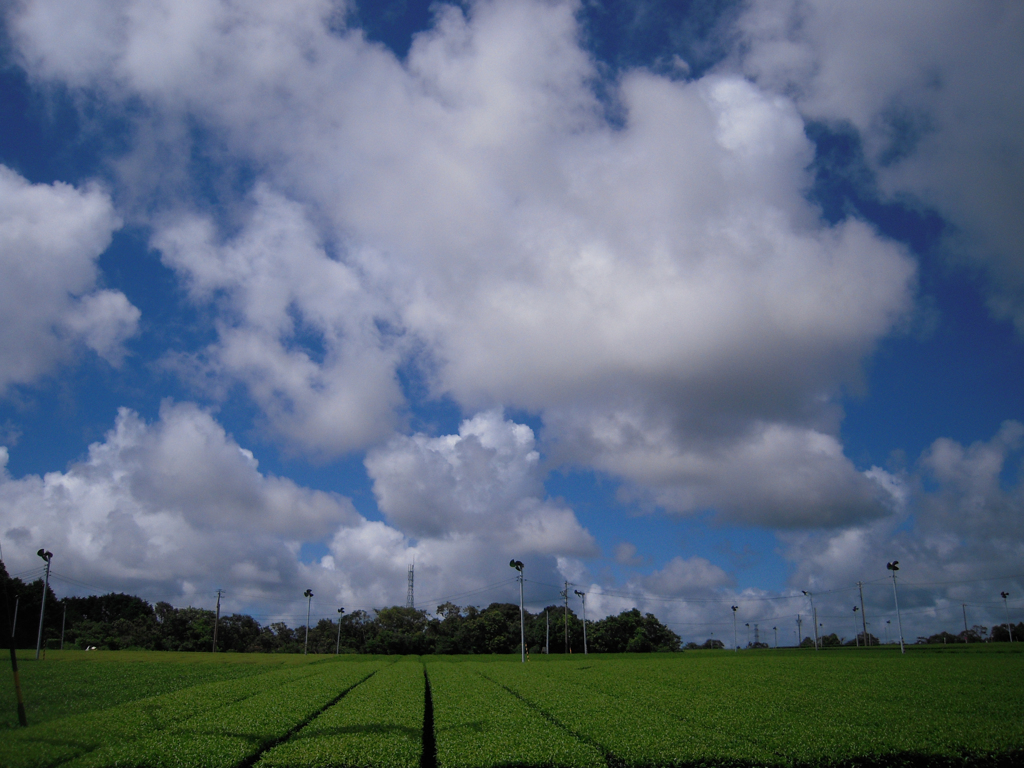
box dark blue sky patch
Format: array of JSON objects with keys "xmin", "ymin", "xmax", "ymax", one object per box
[
  {"xmin": 577, "ymin": 0, "xmax": 740, "ymax": 79},
  {"xmin": 0, "ymin": 66, "xmax": 95, "ymax": 186},
  {"xmin": 346, "ymin": 0, "xmax": 441, "ymax": 59},
  {"xmin": 842, "ymin": 277, "xmax": 1024, "ymax": 469}
]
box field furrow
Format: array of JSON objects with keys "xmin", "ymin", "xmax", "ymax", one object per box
[
  {"xmin": 428, "ymin": 661, "xmax": 605, "ymax": 768},
  {"xmin": 58, "ymin": 660, "xmax": 383, "ymax": 768},
  {"xmin": 256, "ymin": 658, "xmax": 425, "ymax": 768},
  {"xmin": 479, "ymin": 662, "xmax": 753, "ymax": 767},
  {"xmin": 0, "ymin": 660, "xmax": 346, "ymax": 768},
  {"xmin": 490, "ymin": 654, "xmax": 1024, "ymax": 765}
]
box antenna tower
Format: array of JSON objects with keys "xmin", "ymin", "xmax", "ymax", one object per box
[
  {"xmin": 406, "ymin": 563, "xmax": 414, "ymax": 609},
  {"xmin": 753, "ymin": 623, "xmax": 760, "ymax": 646}
]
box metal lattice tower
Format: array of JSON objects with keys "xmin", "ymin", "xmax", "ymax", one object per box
[
  {"xmin": 406, "ymin": 563, "xmax": 414, "ymax": 609},
  {"xmin": 753, "ymin": 624, "xmax": 760, "ymax": 646}
]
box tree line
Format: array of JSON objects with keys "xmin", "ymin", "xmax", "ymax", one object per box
[
  {"xmin": 1, "ymin": 564, "xmax": 680, "ymax": 654},
  {"xmin": 5, "ymin": 564, "xmax": 1021, "ymax": 654}
]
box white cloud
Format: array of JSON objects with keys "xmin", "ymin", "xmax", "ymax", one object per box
[
  {"xmin": 736, "ymin": 0, "xmax": 1024, "ymax": 332},
  {"xmin": 0, "ymin": 405, "xmax": 597, "ymax": 617},
  {"xmin": 152, "ymin": 187, "xmax": 404, "ymax": 455},
  {"xmin": 613, "ymin": 541, "xmax": 643, "ymax": 566},
  {"xmin": 366, "ymin": 410, "xmax": 598, "ymax": 556},
  {"xmin": 545, "ymin": 411, "xmax": 899, "ymax": 527},
  {"xmin": 0, "ymin": 402, "xmax": 362, "ymax": 598},
  {"xmin": 0, "ymin": 166, "xmax": 137, "ymax": 392},
  {"xmin": 642, "ymin": 555, "xmax": 733, "ymax": 595},
  {"xmin": 776, "ymin": 422, "xmax": 1024, "ymax": 637},
  {"xmin": 6, "ymin": 0, "xmax": 918, "ymax": 527}
]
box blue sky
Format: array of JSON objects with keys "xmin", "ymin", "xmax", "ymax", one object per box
[{"xmin": 1, "ymin": 0, "xmax": 1022, "ymax": 644}]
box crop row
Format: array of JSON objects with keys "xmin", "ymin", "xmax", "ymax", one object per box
[
  {"xmin": 4, "ymin": 653, "xmax": 1024, "ymax": 768},
  {"xmin": 257, "ymin": 659, "xmax": 425, "ymax": 768},
  {"xmin": 479, "ymin": 662, "xmax": 740, "ymax": 766},
  {"xmin": 0, "ymin": 654, "xmax": 282, "ymax": 731},
  {"xmin": 427, "ymin": 660, "xmax": 605, "ymax": 768},
  {"xmin": 1, "ymin": 659, "xmax": 380, "ymax": 768},
  {"xmin": 62, "ymin": 660, "xmax": 383, "ymax": 768},
  {"xmin": 483, "ymin": 654, "xmax": 1024, "ymax": 765}
]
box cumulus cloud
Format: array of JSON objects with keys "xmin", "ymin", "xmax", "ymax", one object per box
[
  {"xmin": 736, "ymin": 0, "xmax": 1024, "ymax": 332},
  {"xmin": 6, "ymin": 0, "xmax": 918, "ymax": 528},
  {"xmin": 642, "ymin": 555, "xmax": 733, "ymax": 595},
  {"xmin": 153, "ymin": 187, "xmax": 404, "ymax": 455},
  {"xmin": 545, "ymin": 411, "xmax": 901, "ymax": 527},
  {"xmin": 0, "ymin": 402, "xmax": 362, "ymax": 597},
  {"xmin": 777, "ymin": 422, "xmax": 1024, "ymax": 634},
  {"xmin": 0, "ymin": 166, "xmax": 138, "ymax": 392},
  {"xmin": 0, "ymin": 405, "xmax": 596, "ymax": 616},
  {"xmin": 366, "ymin": 410, "xmax": 598, "ymax": 555},
  {"xmin": 614, "ymin": 542, "xmax": 643, "ymax": 566}
]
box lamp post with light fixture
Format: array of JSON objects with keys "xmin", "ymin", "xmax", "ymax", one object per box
[
  {"xmin": 887, "ymin": 562, "xmax": 904, "ymax": 654},
  {"xmin": 336, "ymin": 608, "xmax": 345, "ymax": 654},
  {"xmin": 510, "ymin": 560, "xmax": 525, "ymax": 662},
  {"xmin": 1001, "ymin": 592, "xmax": 1013, "ymax": 643},
  {"xmin": 303, "ymin": 589, "xmax": 314, "ymax": 655},
  {"xmin": 35, "ymin": 549, "xmax": 53, "ymax": 660}
]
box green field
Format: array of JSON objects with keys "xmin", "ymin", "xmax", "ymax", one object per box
[{"xmin": 2, "ymin": 647, "xmax": 1023, "ymax": 767}]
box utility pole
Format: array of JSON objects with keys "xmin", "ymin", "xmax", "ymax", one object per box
[
  {"xmin": 303, "ymin": 589, "xmax": 314, "ymax": 655},
  {"xmin": 796, "ymin": 614, "xmax": 802, "ymax": 647},
  {"xmin": 962, "ymin": 603, "xmax": 969, "ymax": 643},
  {"xmin": 853, "ymin": 606, "xmax": 860, "ymax": 647},
  {"xmin": 509, "ymin": 560, "xmax": 525, "ymax": 663},
  {"xmin": 545, "ymin": 610, "xmax": 549, "ymax": 654},
  {"xmin": 886, "ymin": 561, "xmax": 905, "ymax": 654},
  {"xmin": 574, "ymin": 590, "xmax": 588, "ymax": 654},
  {"xmin": 60, "ymin": 601, "xmax": 67, "ymax": 651},
  {"xmin": 35, "ymin": 549, "xmax": 53, "ymax": 660},
  {"xmin": 731, "ymin": 606, "xmax": 738, "ymax": 651},
  {"xmin": 858, "ymin": 582, "xmax": 868, "ymax": 645},
  {"xmin": 212, "ymin": 589, "xmax": 222, "ymax": 653},
  {"xmin": 773, "ymin": 626, "xmax": 777, "ymax": 649},
  {"xmin": 562, "ymin": 583, "xmax": 570, "ymax": 653},
  {"xmin": 342, "ymin": 606, "xmax": 350, "ymax": 655}
]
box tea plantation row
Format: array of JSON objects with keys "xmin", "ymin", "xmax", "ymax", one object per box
[{"xmin": 2, "ymin": 649, "xmax": 1023, "ymax": 767}]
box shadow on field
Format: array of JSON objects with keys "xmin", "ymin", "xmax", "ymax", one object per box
[{"xmin": 286, "ymin": 723, "xmax": 421, "ymax": 740}]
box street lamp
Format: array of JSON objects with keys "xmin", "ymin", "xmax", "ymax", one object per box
[
  {"xmin": 303, "ymin": 589, "xmax": 314, "ymax": 655},
  {"xmin": 802, "ymin": 591, "xmax": 819, "ymax": 650},
  {"xmin": 885, "ymin": 619, "xmax": 891, "ymax": 645},
  {"xmin": 1001, "ymin": 592, "xmax": 1013, "ymax": 643},
  {"xmin": 336, "ymin": 608, "xmax": 345, "ymax": 655},
  {"xmin": 731, "ymin": 606, "xmax": 738, "ymax": 652},
  {"xmin": 574, "ymin": 590, "xmax": 588, "ymax": 654},
  {"xmin": 510, "ymin": 560, "xmax": 525, "ymax": 662},
  {"xmin": 35, "ymin": 549, "xmax": 53, "ymax": 660},
  {"xmin": 886, "ymin": 561, "xmax": 905, "ymax": 654}
]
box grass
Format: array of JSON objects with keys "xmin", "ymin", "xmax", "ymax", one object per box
[
  {"xmin": 258, "ymin": 659, "xmax": 424, "ymax": 768},
  {"xmin": 1, "ymin": 647, "xmax": 1022, "ymax": 767},
  {"xmin": 0, "ymin": 650, "xmax": 328, "ymax": 730}
]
